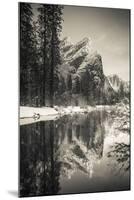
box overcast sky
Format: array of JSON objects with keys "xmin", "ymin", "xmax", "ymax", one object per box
[{"xmin": 61, "ymin": 5, "xmax": 130, "ymax": 81}]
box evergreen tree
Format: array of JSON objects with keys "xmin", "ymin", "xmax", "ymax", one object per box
[
  {"xmin": 48, "ymin": 5, "xmax": 63, "ymax": 107},
  {"xmin": 37, "ymin": 5, "xmax": 63, "ymax": 107},
  {"xmin": 20, "ymin": 3, "xmax": 35, "ymax": 106},
  {"xmin": 119, "ymin": 82, "xmax": 125, "ymax": 99},
  {"xmin": 75, "ymin": 76, "xmax": 81, "ymax": 94},
  {"xmin": 67, "ymin": 74, "xmax": 72, "ymax": 91},
  {"xmin": 38, "ymin": 5, "xmax": 50, "ymax": 106}
]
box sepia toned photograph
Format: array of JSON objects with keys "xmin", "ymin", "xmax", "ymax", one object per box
[{"xmin": 19, "ymin": 2, "xmax": 130, "ymax": 197}]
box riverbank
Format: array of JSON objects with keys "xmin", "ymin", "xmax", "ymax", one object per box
[
  {"xmin": 20, "ymin": 105, "xmax": 113, "ymax": 126},
  {"xmin": 20, "ymin": 105, "xmax": 113, "ymax": 119},
  {"xmin": 20, "ymin": 106, "xmax": 58, "ymax": 119}
]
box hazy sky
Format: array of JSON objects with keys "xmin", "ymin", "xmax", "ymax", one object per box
[{"xmin": 61, "ymin": 5, "xmax": 130, "ymax": 81}]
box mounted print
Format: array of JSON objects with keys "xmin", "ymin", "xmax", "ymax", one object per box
[{"xmin": 19, "ymin": 2, "xmax": 130, "ymax": 197}]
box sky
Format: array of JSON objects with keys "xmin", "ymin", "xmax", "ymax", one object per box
[
  {"xmin": 61, "ymin": 5, "xmax": 130, "ymax": 81},
  {"xmin": 31, "ymin": 3, "xmax": 130, "ymax": 81}
]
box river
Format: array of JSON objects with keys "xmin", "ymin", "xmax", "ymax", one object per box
[{"xmin": 19, "ymin": 108, "xmax": 130, "ymax": 197}]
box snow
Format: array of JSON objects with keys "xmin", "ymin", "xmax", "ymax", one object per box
[
  {"xmin": 20, "ymin": 105, "xmax": 96, "ymax": 126},
  {"xmin": 20, "ymin": 106, "xmax": 58, "ymax": 119},
  {"xmin": 107, "ymin": 102, "xmax": 130, "ymax": 132},
  {"xmin": 107, "ymin": 74, "xmax": 129, "ymax": 93},
  {"xmin": 20, "ymin": 115, "xmax": 59, "ymax": 126},
  {"xmin": 20, "ymin": 104, "xmax": 129, "ymax": 128},
  {"xmin": 60, "ymin": 36, "xmax": 72, "ymax": 48},
  {"xmin": 78, "ymin": 51, "xmax": 100, "ymax": 72},
  {"xmin": 96, "ymin": 105, "xmax": 113, "ymax": 110},
  {"xmin": 20, "ymin": 105, "xmax": 113, "ymax": 120},
  {"xmin": 62, "ymin": 37, "xmax": 95, "ymax": 66},
  {"xmin": 58, "ymin": 106, "xmax": 95, "ymax": 115}
]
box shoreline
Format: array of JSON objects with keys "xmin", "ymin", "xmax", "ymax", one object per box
[{"xmin": 20, "ymin": 105, "xmax": 113, "ymax": 126}]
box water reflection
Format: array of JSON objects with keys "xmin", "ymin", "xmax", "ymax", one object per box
[
  {"xmin": 20, "ymin": 110, "xmax": 130, "ymax": 197},
  {"xmin": 107, "ymin": 143, "xmax": 130, "ymax": 173},
  {"xmin": 20, "ymin": 121, "xmax": 61, "ymax": 196}
]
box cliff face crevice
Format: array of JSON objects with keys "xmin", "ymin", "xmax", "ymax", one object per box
[{"xmin": 55, "ymin": 37, "xmax": 128, "ymax": 106}]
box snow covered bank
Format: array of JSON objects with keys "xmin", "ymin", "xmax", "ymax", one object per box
[
  {"xmin": 20, "ymin": 106, "xmax": 58, "ymax": 119},
  {"xmin": 20, "ymin": 115, "xmax": 59, "ymax": 126},
  {"xmin": 59, "ymin": 106, "xmax": 94, "ymax": 115},
  {"xmin": 20, "ymin": 105, "xmax": 113, "ymax": 119},
  {"xmin": 20, "ymin": 105, "xmax": 96, "ymax": 118},
  {"xmin": 20, "ymin": 105, "xmax": 116, "ymax": 126}
]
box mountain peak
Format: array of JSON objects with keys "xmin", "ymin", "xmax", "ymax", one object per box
[
  {"xmin": 107, "ymin": 74, "xmax": 129, "ymax": 93},
  {"xmin": 80, "ymin": 37, "xmax": 92, "ymax": 43},
  {"xmin": 76, "ymin": 37, "xmax": 92, "ymax": 50},
  {"xmin": 61, "ymin": 36, "xmax": 72, "ymax": 46},
  {"xmin": 60, "ymin": 36, "xmax": 98, "ymax": 69}
]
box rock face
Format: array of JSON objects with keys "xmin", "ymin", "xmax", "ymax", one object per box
[
  {"xmin": 55, "ymin": 37, "xmax": 129, "ymax": 106},
  {"xmin": 108, "ymin": 74, "xmax": 129, "ymax": 95}
]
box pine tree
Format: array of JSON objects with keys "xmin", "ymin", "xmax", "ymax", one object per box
[
  {"xmin": 48, "ymin": 5, "xmax": 63, "ymax": 107},
  {"xmin": 75, "ymin": 76, "xmax": 81, "ymax": 94},
  {"xmin": 37, "ymin": 5, "xmax": 49, "ymax": 106},
  {"xmin": 119, "ymin": 82, "xmax": 125, "ymax": 99},
  {"xmin": 20, "ymin": 3, "xmax": 35, "ymax": 105},
  {"xmin": 67, "ymin": 74, "xmax": 72, "ymax": 91},
  {"xmin": 37, "ymin": 5, "xmax": 63, "ymax": 107}
]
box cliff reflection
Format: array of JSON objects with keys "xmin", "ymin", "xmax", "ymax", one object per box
[{"xmin": 20, "ymin": 110, "xmax": 129, "ymax": 197}]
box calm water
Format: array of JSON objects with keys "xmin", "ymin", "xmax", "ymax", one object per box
[{"xmin": 19, "ymin": 109, "xmax": 130, "ymax": 197}]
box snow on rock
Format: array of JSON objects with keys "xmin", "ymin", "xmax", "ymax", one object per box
[
  {"xmin": 60, "ymin": 106, "xmax": 95, "ymax": 115},
  {"xmin": 106, "ymin": 102, "xmax": 130, "ymax": 132},
  {"xmin": 107, "ymin": 74, "xmax": 129, "ymax": 94},
  {"xmin": 61, "ymin": 37, "xmax": 95, "ymax": 66}
]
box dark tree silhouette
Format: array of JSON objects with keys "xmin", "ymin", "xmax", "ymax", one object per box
[
  {"xmin": 67, "ymin": 74, "xmax": 72, "ymax": 91},
  {"xmin": 20, "ymin": 121, "xmax": 61, "ymax": 197},
  {"xmin": 37, "ymin": 5, "xmax": 63, "ymax": 107},
  {"xmin": 20, "ymin": 3, "xmax": 63, "ymax": 107},
  {"xmin": 38, "ymin": 5, "xmax": 50, "ymax": 106},
  {"xmin": 48, "ymin": 5, "xmax": 63, "ymax": 107},
  {"xmin": 20, "ymin": 3, "xmax": 34, "ymax": 105}
]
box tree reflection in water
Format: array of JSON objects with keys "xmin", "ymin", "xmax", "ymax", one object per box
[
  {"xmin": 107, "ymin": 143, "xmax": 130, "ymax": 173},
  {"xmin": 20, "ymin": 121, "xmax": 61, "ymax": 197}
]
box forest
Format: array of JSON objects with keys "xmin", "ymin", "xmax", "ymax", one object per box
[{"xmin": 20, "ymin": 3, "xmax": 63, "ymax": 107}]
